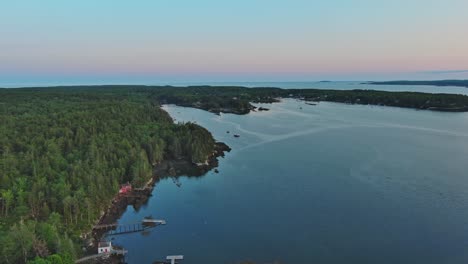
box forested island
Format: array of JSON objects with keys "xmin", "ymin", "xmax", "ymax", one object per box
[
  {"xmin": 2, "ymin": 85, "xmax": 468, "ymax": 263},
  {"xmin": 368, "ymin": 80, "xmax": 468, "ymax": 88}
]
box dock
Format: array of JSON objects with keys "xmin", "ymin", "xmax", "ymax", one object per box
[
  {"xmin": 143, "ymin": 219, "xmax": 167, "ymax": 225},
  {"xmin": 106, "ymin": 223, "xmax": 149, "ymax": 236},
  {"xmin": 93, "ymin": 218, "xmax": 166, "ymax": 236}
]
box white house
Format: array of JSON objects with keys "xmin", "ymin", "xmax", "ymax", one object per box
[{"xmin": 98, "ymin": 241, "xmax": 112, "ymax": 254}]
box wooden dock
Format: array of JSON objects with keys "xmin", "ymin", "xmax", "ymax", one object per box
[
  {"xmin": 143, "ymin": 219, "xmax": 166, "ymax": 225},
  {"xmin": 83, "ymin": 218, "xmax": 166, "ymax": 263},
  {"xmin": 93, "ymin": 219, "xmax": 166, "ymax": 236},
  {"xmin": 107, "ymin": 223, "xmax": 149, "ymax": 236}
]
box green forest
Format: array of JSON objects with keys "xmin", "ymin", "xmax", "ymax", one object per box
[
  {"xmin": 369, "ymin": 80, "xmax": 468, "ymax": 88},
  {"xmin": 0, "ymin": 88, "xmax": 215, "ymax": 263},
  {"xmin": 146, "ymin": 85, "xmax": 468, "ymax": 113},
  {"xmin": 2, "ymin": 85, "xmax": 468, "ymax": 263}
]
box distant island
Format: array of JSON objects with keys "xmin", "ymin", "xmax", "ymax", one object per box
[{"xmin": 367, "ymin": 80, "xmax": 468, "ymax": 88}]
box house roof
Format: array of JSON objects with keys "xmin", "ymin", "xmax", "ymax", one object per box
[{"xmin": 98, "ymin": 241, "xmax": 111, "ymax": 247}]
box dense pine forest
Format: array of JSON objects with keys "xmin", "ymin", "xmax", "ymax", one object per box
[
  {"xmin": 2, "ymin": 85, "xmax": 468, "ymax": 263},
  {"xmin": 0, "ymin": 87, "xmax": 215, "ymax": 263}
]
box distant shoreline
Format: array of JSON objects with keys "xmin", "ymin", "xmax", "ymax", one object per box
[
  {"xmin": 367, "ymin": 80, "xmax": 468, "ymax": 88},
  {"xmin": 90, "ymin": 142, "xmax": 231, "ymax": 257},
  {"xmin": 3, "ymin": 84, "xmax": 468, "ymax": 112}
]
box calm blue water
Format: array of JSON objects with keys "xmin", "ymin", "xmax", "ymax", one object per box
[{"xmin": 112, "ymin": 100, "xmax": 468, "ymax": 264}]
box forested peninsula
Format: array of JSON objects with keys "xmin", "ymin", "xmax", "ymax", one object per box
[
  {"xmin": 2, "ymin": 85, "xmax": 468, "ymax": 263},
  {"xmin": 0, "ymin": 88, "xmax": 219, "ymax": 264}
]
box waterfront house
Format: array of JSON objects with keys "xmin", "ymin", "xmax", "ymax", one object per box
[
  {"xmin": 119, "ymin": 183, "xmax": 132, "ymax": 195},
  {"xmin": 98, "ymin": 241, "xmax": 112, "ymax": 254}
]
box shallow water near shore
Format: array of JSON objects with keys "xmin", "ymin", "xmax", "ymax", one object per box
[{"xmin": 111, "ymin": 99, "xmax": 468, "ymax": 264}]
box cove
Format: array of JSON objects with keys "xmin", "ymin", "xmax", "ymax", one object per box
[{"xmin": 111, "ymin": 99, "xmax": 468, "ymax": 264}]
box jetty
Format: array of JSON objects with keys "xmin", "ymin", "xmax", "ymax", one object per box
[
  {"xmin": 80, "ymin": 218, "xmax": 167, "ymax": 262},
  {"xmin": 93, "ymin": 218, "xmax": 166, "ymax": 236},
  {"xmin": 143, "ymin": 219, "xmax": 167, "ymax": 225},
  {"xmin": 153, "ymin": 255, "xmax": 184, "ymax": 264},
  {"xmin": 167, "ymin": 255, "xmax": 184, "ymax": 264}
]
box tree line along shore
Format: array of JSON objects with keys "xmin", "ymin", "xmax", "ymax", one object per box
[
  {"xmin": 150, "ymin": 85, "xmax": 468, "ymax": 113},
  {"xmin": 0, "ymin": 88, "xmax": 217, "ymax": 263},
  {"xmin": 368, "ymin": 80, "xmax": 468, "ymax": 88},
  {"xmin": 1, "ymin": 85, "xmax": 468, "ymax": 263}
]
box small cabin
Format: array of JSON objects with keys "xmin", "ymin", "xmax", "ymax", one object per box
[
  {"xmin": 119, "ymin": 183, "xmax": 132, "ymax": 195},
  {"xmin": 98, "ymin": 241, "xmax": 112, "ymax": 254}
]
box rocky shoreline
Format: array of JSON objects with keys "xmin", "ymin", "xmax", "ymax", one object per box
[{"xmin": 86, "ymin": 142, "xmax": 231, "ymax": 261}]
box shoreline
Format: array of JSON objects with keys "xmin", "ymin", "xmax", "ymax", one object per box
[{"xmin": 87, "ymin": 142, "xmax": 231, "ymax": 257}]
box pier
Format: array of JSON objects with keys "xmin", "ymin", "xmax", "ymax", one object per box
[
  {"xmin": 93, "ymin": 218, "xmax": 166, "ymax": 236},
  {"xmin": 143, "ymin": 219, "xmax": 167, "ymax": 225},
  {"xmin": 79, "ymin": 218, "xmax": 167, "ymax": 263}
]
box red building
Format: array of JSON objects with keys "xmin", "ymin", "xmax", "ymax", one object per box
[{"xmin": 119, "ymin": 183, "xmax": 132, "ymax": 194}]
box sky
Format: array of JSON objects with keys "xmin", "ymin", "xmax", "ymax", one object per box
[{"xmin": 1, "ymin": 0, "xmax": 468, "ymax": 86}]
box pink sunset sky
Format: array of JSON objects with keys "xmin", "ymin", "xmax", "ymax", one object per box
[{"xmin": 1, "ymin": 0, "xmax": 468, "ymax": 85}]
